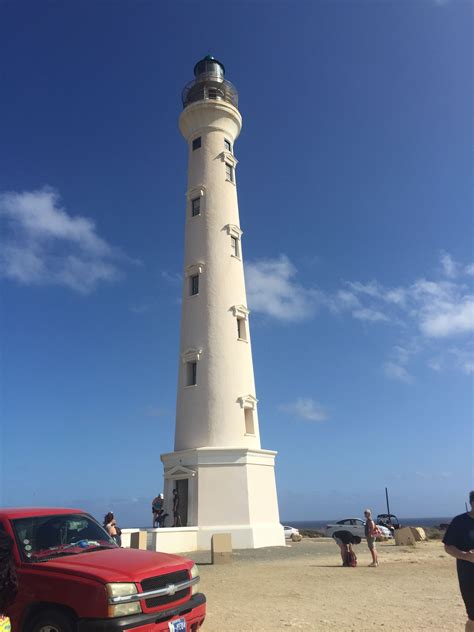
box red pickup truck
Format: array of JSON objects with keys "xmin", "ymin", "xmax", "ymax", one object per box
[{"xmin": 1, "ymin": 508, "xmax": 206, "ymax": 632}]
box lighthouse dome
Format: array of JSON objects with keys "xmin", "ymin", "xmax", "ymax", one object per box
[{"xmin": 193, "ymin": 55, "xmax": 225, "ymax": 80}]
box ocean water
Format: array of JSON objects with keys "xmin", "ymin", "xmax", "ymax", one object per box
[{"xmin": 284, "ymin": 517, "xmax": 452, "ymax": 530}]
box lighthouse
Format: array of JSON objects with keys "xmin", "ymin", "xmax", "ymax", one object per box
[{"xmin": 160, "ymin": 56, "xmax": 284, "ymax": 550}]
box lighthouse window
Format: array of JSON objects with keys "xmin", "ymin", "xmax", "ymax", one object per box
[
  {"xmin": 231, "ymin": 236, "xmax": 240, "ymax": 258},
  {"xmin": 224, "ymin": 139, "xmax": 232, "ymax": 152},
  {"xmin": 225, "ymin": 163, "xmax": 234, "ymax": 183},
  {"xmin": 186, "ymin": 361, "xmax": 197, "ymax": 386},
  {"xmin": 237, "ymin": 317, "xmax": 247, "ymax": 341},
  {"xmin": 191, "ymin": 197, "xmax": 200, "ymax": 216},
  {"xmin": 192, "ymin": 137, "xmax": 201, "ymax": 151},
  {"xmin": 190, "ymin": 274, "xmax": 199, "ymax": 296},
  {"xmin": 244, "ymin": 409, "xmax": 255, "ymax": 435},
  {"xmin": 208, "ymin": 87, "xmax": 224, "ymax": 100}
]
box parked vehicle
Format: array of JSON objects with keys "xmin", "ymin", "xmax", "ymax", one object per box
[
  {"xmin": 376, "ymin": 513, "xmax": 401, "ymax": 534},
  {"xmin": 1, "ymin": 507, "xmax": 206, "ymax": 632},
  {"xmin": 325, "ymin": 518, "xmax": 392, "ymax": 540},
  {"xmin": 283, "ymin": 525, "xmax": 300, "ymax": 540}
]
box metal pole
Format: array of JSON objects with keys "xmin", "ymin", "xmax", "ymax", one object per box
[{"xmin": 385, "ymin": 487, "xmax": 391, "ymax": 516}]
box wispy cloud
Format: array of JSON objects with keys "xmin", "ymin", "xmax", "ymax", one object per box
[
  {"xmin": 352, "ymin": 307, "xmax": 390, "ymax": 322},
  {"xmin": 383, "ymin": 361, "xmax": 414, "ymax": 384},
  {"xmin": 338, "ymin": 256, "xmax": 474, "ymax": 340},
  {"xmin": 246, "ymin": 251, "xmax": 473, "ymax": 380},
  {"xmin": 449, "ymin": 347, "xmax": 474, "ymax": 375},
  {"xmin": 247, "ymin": 251, "xmax": 473, "ymax": 339},
  {"xmin": 279, "ymin": 397, "xmax": 329, "ymax": 422},
  {"xmin": 0, "ymin": 187, "xmax": 131, "ymax": 293},
  {"xmin": 440, "ymin": 251, "xmax": 457, "ymax": 278},
  {"xmin": 161, "ymin": 271, "xmax": 182, "ymax": 286},
  {"xmin": 245, "ymin": 255, "xmax": 321, "ymax": 322},
  {"xmin": 427, "ymin": 358, "xmax": 443, "ymax": 372}
]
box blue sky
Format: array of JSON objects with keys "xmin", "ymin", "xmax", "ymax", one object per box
[{"xmin": 1, "ymin": 0, "xmax": 472, "ymax": 526}]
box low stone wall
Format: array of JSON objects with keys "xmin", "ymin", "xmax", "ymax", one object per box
[{"xmin": 120, "ymin": 527, "xmax": 199, "ymax": 553}]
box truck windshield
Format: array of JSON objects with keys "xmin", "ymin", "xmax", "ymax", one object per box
[{"xmin": 12, "ymin": 513, "xmax": 117, "ymax": 561}]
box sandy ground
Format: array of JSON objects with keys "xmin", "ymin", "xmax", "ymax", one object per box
[{"xmin": 187, "ymin": 538, "xmax": 465, "ymax": 632}]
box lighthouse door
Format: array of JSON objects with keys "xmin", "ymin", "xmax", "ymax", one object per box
[{"xmin": 176, "ymin": 478, "xmax": 189, "ymax": 526}]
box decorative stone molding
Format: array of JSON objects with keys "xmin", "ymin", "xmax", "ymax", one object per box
[
  {"xmin": 231, "ymin": 305, "xmax": 250, "ymax": 320},
  {"xmin": 182, "ymin": 348, "xmax": 202, "ymax": 364},
  {"xmin": 238, "ymin": 394, "xmax": 258, "ymax": 410},
  {"xmin": 219, "ymin": 150, "xmax": 238, "ymax": 167},
  {"xmin": 164, "ymin": 464, "xmax": 197, "ymax": 479},
  {"xmin": 225, "ymin": 224, "xmax": 243, "ymax": 239},
  {"xmin": 185, "ymin": 262, "xmax": 205, "ymax": 277},
  {"xmin": 185, "ymin": 185, "xmax": 206, "ymax": 200}
]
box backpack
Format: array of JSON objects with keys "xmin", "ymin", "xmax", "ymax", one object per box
[{"xmin": 345, "ymin": 550, "xmax": 357, "ymax": 567}]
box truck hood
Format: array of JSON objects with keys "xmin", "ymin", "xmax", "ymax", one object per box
[{"xmin": 30, "ymin": 547, "xmax": 191, "ymax": 583}]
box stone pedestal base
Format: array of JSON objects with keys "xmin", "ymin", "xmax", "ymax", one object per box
[{"xmin": 160, "ymin": 447, "xmax": 285, "ymax": 550}]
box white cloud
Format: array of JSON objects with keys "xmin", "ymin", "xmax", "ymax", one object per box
[
  {"xmin": 242, "ymin": 250, "xmax": 474, "ymax": 379},
  {"xmin": 427, "ymin": 358, "xmax": 443, "ymax": 372},
  {"xmin": 245, "ymin": 255, "xmax": 320, "ymax": 321},
  {"xmin": 450, "ymin": 347, "xmax": 474, "ymax": 375},
  {"xmin": 0, "ymin": 188, "xmax": 125, "ymax": 293},
  {"xmin": 347, "ymin": 280, "xmax": 384, "ymax": 299},
  {"xmin": 440, "ymin": 251, "xmax": 457, "ymax": 278},
  {"xmin": 345, "ymin": 262, "xmax": 474, "ymax": 340},
  {"xmin": 352, "ymin": 307, "xmax": 390, "ymax": 322},
  {"xmin": 419, "ymin": 296, "xmax": 474, "ymax": 338},
  {"xmin": 383, "ymin": 361, "xmax": 414, "ymax": 384},
  {"xmin": 279, "ymin": 397, "xmax": 329, "ymax": 422},
  {"xmin": 335, "ymin": 290, "xmax": 359, "ymax": 309},
  {"xmin": 410, "ymin": 278, "xmax": 474, "ymax": 338}
]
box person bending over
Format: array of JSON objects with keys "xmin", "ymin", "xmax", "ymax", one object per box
[{"xmin": 332, "ymin": 530, "xmax": 362, "ymax": 566}]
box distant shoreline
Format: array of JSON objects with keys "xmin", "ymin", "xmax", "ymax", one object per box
[{"xmin": 281, "ymin": 517, "xmax": 452, "ymax": 529}]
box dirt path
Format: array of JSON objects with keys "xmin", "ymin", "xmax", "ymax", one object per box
[{"xmin": 189, "ymin": 539, "xmax": 465, "ymax": 631}]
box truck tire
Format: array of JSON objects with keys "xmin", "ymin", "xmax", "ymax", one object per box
[{"xmin": 27, "ymin": 609, "xmax": 75, "ymax": 632}]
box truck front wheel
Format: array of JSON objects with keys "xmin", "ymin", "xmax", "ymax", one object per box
[{"xmin": 27, "ymin": 609, "xmax": 75, "ymax": 632}]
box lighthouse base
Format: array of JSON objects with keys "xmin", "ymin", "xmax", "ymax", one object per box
[{"xmin": 160, "ymin": 447, "xmax": 285, "ymax": 550}]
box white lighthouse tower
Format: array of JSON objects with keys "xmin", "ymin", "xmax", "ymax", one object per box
[{"xmin": 161, "ymin": 56, "xmax": 284, "ymax": 550}]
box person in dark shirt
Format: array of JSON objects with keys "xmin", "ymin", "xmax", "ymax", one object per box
[
  {"xmin": 152, "ymin": 493, "xmax": 164, "ymax": 528},
  {"xmin": 443, "ymin": 491, "xmax": 474, "ymax": 631},
  {"xmin": 332, "ymin": 530, "xmax": 362, "ymax": 566}
]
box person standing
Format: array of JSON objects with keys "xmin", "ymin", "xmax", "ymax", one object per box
[
  {"xmin": 364, "ymin": 509, "xmax": 379, "ymax": 567},
  {"xmin": 152, "ymin": 493, "xmax": 164, "ymax": 528},
  {"xmin": 103, "ymin": 512, "xmax": 122, "ymax": 546},
  {"xmin": 443, "ymin": 491, "xmax": 474, "ymax": 632},
  {"xmin": 0, "ymin": 532, "xmax": 18, "ymax": 632},
  {"xmin": 173, "ymin": 489, "xmax": 182, "ymax": 527}
]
